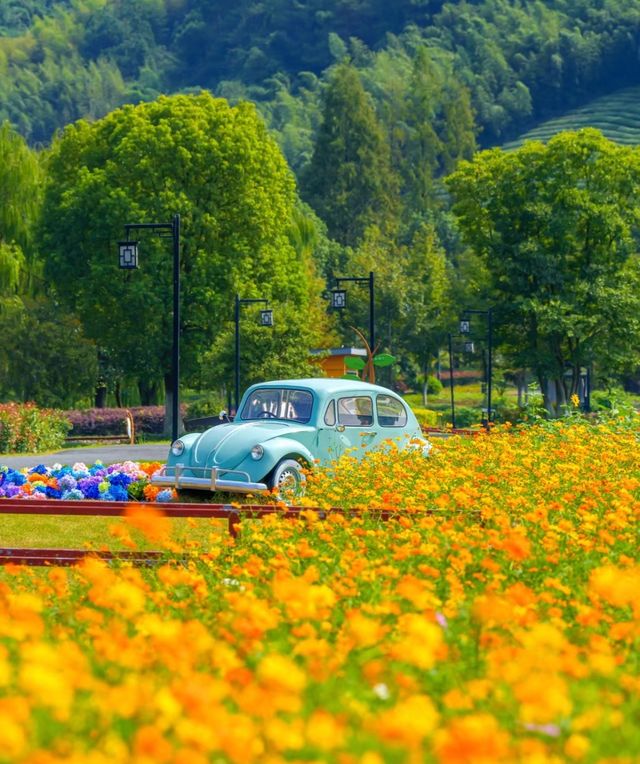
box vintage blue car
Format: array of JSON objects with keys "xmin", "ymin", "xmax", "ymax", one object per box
[{"xmin": 151, "ymin": 378, "xmax": 428, "ymax": 497}]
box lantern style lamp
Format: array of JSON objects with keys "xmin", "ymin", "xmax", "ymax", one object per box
[
  {"xmin": 118, "ymin": 241, "xmax": 139, "ymax": 269},
  {"xmin": 459, "ymin": 319, "xmax": 470, "ymax": 334},
  {"xmin": 260, "ymin": 309, "xmax": 274, "ymax": 327},
  {"xmin": 331, "ymin": 289, "xmax": 347, "ymax": 309}
]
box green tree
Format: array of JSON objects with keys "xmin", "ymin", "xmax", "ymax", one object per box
[
  {"xmin": 399, "ymin": 222, "xmax": 453, "ymax": 401},
  {"xmin": 301, "ymin": 63, "xmax": 400, "ymax": 247},
  {"xmin": 0, "ymin": 297, "xmax": 97, "ymax": 408},
  {"xmin": 0, "ymin": 121, "xmax": 42, "ymax": 297},
  {"xmin": 447, "ymin": 129, "xmax": 640, "ymax": 413},
  {"xmin": 39, "ymin": 92, "xmax": 324, "ymax": 428},
  {"xmin": 397, "ymin": 47, "xmax": 475, "ymax": 212}
]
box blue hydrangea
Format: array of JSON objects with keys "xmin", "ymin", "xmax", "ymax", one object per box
[
  {"xmin": 156, "ymin": 489, "xmax": 174, "ymax": 502},
  {"xmin": 61, "ymin": 489, "xmax": 84, "ymax": 500},
  {"xmin": 77, "ymin": 477, "xmax": 101, "ymax": 500},
  {"xmin": 59, "ymin": 474, "xmax": 77, "ymax": 491},
  {"xmin": 108, "ymin": 485, "xmax": 129, "ymax": 502},
  {"xmin": 108, "ymin": 472, "xmax": 133, "ymax": 489},
  {"xmin": 7, "ymin": 471, "xmax": 26, "ymax": 486}
]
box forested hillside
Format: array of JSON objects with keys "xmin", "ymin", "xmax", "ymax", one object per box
[
  {"xmin": 3, "ymin": 0, "xmax": 640, "ymax": 156},
  {"xmin": 4, "ymin": 1, "xmax": 640, "ymax": 415}
]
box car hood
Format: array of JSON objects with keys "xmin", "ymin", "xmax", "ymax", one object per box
[{"xmin": 188, "ymin": 421, "xmax": 314, "ymax": 468}]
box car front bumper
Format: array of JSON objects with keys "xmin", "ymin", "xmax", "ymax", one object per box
[{"xmin": 151, "ymin": 464, "xmax": 268, "ymax": 493}]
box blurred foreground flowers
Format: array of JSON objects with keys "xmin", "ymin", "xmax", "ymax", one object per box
[{"xmin": 0, "ymin": 420, "xmax": 638, "ymax": 762}]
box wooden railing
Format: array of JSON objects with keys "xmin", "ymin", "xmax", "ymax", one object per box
[{"xmin": 0, "ymin": 498, "xmax": 479, "ymax": 566}]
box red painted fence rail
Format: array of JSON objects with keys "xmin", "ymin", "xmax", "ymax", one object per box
[
  {"xmin": 0, "ymin": 499, "xmax": 396, "ymax": 566},
  {"xmin": 0, "ymin": 497, "xmax": 481, "ymax": 567}
]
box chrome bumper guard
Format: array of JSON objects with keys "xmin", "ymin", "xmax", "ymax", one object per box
[{"xmin": 151, "ymin": 465, "xmax": 268, "ymax": 493}]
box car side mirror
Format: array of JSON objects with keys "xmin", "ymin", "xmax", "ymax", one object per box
[{"xmin": 219, "ymin": 410, "xmax": 229, "ymax": 422}]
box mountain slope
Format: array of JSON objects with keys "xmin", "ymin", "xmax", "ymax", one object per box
[{"xmin": 505, "ymin": 85, "xmax": 640, "ymax": 148}]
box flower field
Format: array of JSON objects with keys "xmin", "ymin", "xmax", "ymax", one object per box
[
  {"xmin": 0, "ymin": 462, "xmax": 171, "ymax": 503},
  {"xmin": 0, "ymin": 421, "xmax": 639, "ymax": 763}
]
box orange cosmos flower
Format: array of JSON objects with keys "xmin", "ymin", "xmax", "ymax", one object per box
[
  {"xmin": 434, "ymin": 713, "xmax": 510, "ymax": 763},
  {"xmin": 125, "ymin": 503, "xmax": 171, "ymax": 544}
]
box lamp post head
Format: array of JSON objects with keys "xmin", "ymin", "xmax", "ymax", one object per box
[
  {"xmin": 459, "ymin": 319, "xmax": 470, "ymax": 334},
  {"xmin": 260, "ymin": 309, "xmax": 274, "ymax": 327},
  {"xmin": 331, "ymin": 289, "xmax": 347, "ymax": 309},
  {"xmin": 464, "ymin": 341, "xmax": 475, "ymax": 353},
  {"xmin": 118, "ymin": 241, "xmax": 139, "ymax": 269}
]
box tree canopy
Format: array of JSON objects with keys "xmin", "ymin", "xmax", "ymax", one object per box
[
  {"xmin": 301, "ymin": 63, "xmax": 400, "ymax": 248},
  {"xmin": 447, "ymin": 129, "xmax": 640, "ymax": 411},
  {"xmin": 39, "ymin": 92, "xmax": 325, "ymax": 409}
]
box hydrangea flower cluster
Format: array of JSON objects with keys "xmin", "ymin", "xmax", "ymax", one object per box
[{"xmin": 0, "ymin": 461, "xmax": 174, "ymax": 502}]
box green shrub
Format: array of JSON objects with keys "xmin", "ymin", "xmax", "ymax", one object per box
[
  {"xmin": 591, "ymin": 389, "xmax": 637, "ymax": 421},
  {"xmin": 426, "ymin": 376, "xmax": 443, "ymax": 397},
  {"xmin": 0, "ymin": 403, "xmax": 71, "ymax": 454},
  {"xmin": 186, "ymin": 394, "xmax": 226, "ymax": 420},
  {"xmin": 451, "ymin": 406, "xmax": 482, "ymax": 428},
  {"xmin": 411, "ymin": 407, "xmax": 440, "ymax": 427},
  {"xmin": 494, "ymin": 401, "xmax": 525, "ymax": 424}
]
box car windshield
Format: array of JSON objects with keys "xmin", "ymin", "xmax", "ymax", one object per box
[{"xmin": 240, "ymin": 388, "xmax": 314, "ymax": 423}]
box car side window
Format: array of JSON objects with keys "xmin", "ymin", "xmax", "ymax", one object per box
[
  {"xmin": 376, "ymin": 394, "xmax": 408, "ymax": 427},
  {"xmin": 288, "ymin": 390, "xmax": 313, "ymax": 422},
  {"xmin": 337, "ymin": 396, "xmax": 373, "ymax": 426},
  {"xmin": 324, "ymin": 400, "xmax": 336, "ymax": 426}
]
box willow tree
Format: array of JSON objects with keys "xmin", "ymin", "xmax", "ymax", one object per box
[
  {"xmin": 40, "ymin": 92, "xmax": 324, "ymax": 420},
  {"xmin": 0, "ymin": 121, "xmax": 42, "ymax": 307}
]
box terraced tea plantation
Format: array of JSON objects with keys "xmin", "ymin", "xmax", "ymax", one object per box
[{"xmin": 506, "ymin": 85, "xmax": 640, "ymax": 148}]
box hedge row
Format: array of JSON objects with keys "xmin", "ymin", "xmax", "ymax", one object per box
[{"xmin": 64, "ymin": 406, "xmax": 187, "ymax": 436}]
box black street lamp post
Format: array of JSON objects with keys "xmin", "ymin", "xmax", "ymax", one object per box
[
  {"xmin": 460, "ymin": 308, "xmax": 494, "ymax": 430},
  {"xmin": 234, "ymin": 295, "xmax": 273, "ymax": 415},
  {"xmin": 447, "ymin": 333, "xmax": 456, "ymax": 429},
  {"xmin": 331, "ymin": 271, "xmax": 375, "ymax": 351},
  {"xmin": 119, "ymin": 214, "xmax": 181, "ymax": 442}
]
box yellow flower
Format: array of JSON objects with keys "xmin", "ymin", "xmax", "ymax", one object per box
[
  {"xmin": 257, "ymin": 654, "xmax": 307, "ymax": 695},
  {"xmin": 305, "ymin": 710, "xmax": 345, "ymax": 751},
  {"xmin": 387, "ymin": 613, "xmax": 444, "ymax": 669},
  {"xmin": 564, "ymin": 734, "xmax": 590, "ymax": 760},
  {"xmin": 374, "ymin": 695, "xmax": 439, "ymax": 747}
]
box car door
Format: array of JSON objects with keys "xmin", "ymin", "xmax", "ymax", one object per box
[
  {"xmin": 315, "ymin": 399, "xmax": 352, "ymax": 463},
  {"xmin": 375, "ymin": 393, "xmax": 410, "ymax": 446},
  {"xmin": 316, "ymin": 395, "xmax": 377, "ymax": 462}
]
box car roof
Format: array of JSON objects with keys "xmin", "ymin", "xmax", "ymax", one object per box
[{"xmin": 245, "ymin": 378, "xmax": 401, "ymax": 397}]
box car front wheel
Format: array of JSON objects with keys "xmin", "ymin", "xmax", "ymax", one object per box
[{"xmin": 269, "ymin": 458, "xmax": 306, "ymax": 502}]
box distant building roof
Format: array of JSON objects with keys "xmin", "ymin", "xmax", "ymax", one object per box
[{"xmin": 310, "ymin": 347, "xmax": 368, "ymax": 357}]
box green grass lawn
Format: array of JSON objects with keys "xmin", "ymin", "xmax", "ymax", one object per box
[{"xmin": 0, "ymin": 515, "xmax": 227, "ymax": 549}]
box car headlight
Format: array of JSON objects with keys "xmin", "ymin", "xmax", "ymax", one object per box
[
  {"xmin": 171, "ymin": 439, "xmax": 185, "ymax": 457},
  {"xmin": 251, "ymin": 445, "xmax": 264, "ymax": 461}
]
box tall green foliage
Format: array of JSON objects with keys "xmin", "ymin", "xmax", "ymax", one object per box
[
  {"xmin": 0, "ymin": 122, "xmax": 42, "ymax": 307},
  {"xmin": 39, "ymin": 92, "xmax": 323, "ymax": 405},
  {"xmin": 0, "ymin": 298, "xmax": 97, "ymax": 408},
  {"xmin": 302, "ymin": 63, "xmax": 400, "ymax": 247},
  {"xmin": 5, "ymin": 0, "xmax": 640, "ymax": 152},
  {"xmin": 447, "ymin": 129, "xmax": 640, "ymax": 412}
]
